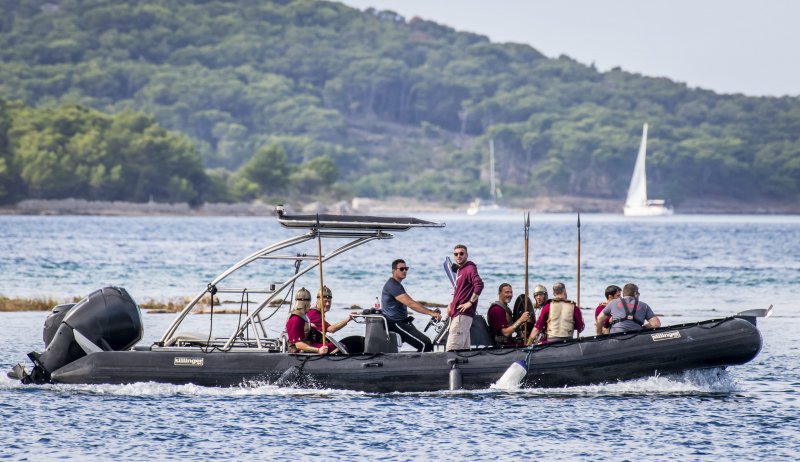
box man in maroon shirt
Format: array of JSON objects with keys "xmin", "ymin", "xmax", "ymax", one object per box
[
  {"xmin": 487, "ymin": 283, "xmax": 530, "ymax": 346},
  {"xmin": 595, "ymin": 285, "xmax": 621, "ymax": 335},
  {"xmin": 446, "ymin": 244, "xmax": 484, "ymax": 351},
  {"xmin": 527, "ymin": 282, "xmax": 584, "ymax": 344}
]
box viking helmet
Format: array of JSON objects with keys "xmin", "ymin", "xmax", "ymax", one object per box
[
  {"xmin": 533, "ymin": 284, "xmax": 548, "ymax": 297},
  {"xmin": 317, "ymin": 286, "xmax": 332, "ymax": 299},
  {"xmin": 295, "ymin": 287, "xmax": 311, "ymax": 301}
]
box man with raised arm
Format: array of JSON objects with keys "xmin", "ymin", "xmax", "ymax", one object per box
[
  {"xmin": 446, "ymin": 244, "xmax": 484, "ymax": 351},
  {"xmin": 381, "ymin": 259, "xmax": 442, "ymax": 352}
]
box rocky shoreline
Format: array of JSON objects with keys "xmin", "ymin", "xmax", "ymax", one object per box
[{"xmin": 0, "ymin": 196, "xmax": 798, "ymax": 216}]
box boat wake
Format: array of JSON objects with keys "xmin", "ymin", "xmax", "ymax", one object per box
[
  {"xmin": 1, "ymin": 367, "xmax": 738, "ymax": 397},
  {"xmin": 0, "ymin": 375, "xmax": 366, "ymax": 398},
  {"xmin": 496, "ymin": 368, "xmax": 739, "ymax": 397}
]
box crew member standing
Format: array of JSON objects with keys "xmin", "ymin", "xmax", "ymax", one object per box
[{"xmin": 446, "ymin": 244, "xmax": 484, "ymax": 351}]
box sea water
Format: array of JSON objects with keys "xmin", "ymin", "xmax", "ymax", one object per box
[{"xmin": 1, "ymin": 213, "xmax": 798, "ymax": 460}]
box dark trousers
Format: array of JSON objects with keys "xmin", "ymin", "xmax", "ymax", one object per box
[{"xmin": 386, "ymin": 318, "xmax": 433, "ymax": 352}]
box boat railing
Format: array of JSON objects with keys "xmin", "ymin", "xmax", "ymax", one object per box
[{"xmin": 157, "ymin": 206, "xmax": 444, "ymax": 351}]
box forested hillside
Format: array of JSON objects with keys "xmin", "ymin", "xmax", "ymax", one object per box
[{"xmin": 1, "ymin": 0, "xmax": 799, "ymax": 206}]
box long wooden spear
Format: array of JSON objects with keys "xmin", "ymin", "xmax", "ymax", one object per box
[
  {"xmin": 316, "ymin": 214, "xmax": 327, "ymax": 346},
  {"xmin": 523, "ymin": 212, "xmax": 530, "ymax": 339},
  {"xmin": 577, "ymin": 212, "xmax": 581, "ymax": 309},
  {"xmin": 576, "ymin": 212, "xmax": 581, "ymax": 340}
]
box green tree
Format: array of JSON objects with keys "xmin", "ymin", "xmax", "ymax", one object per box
[{"xmin": 237, "ymin": 144, "xmax": 290, "ymax": 194}]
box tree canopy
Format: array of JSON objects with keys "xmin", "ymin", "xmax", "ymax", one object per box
[{"xmin": 1, "ymin": 0, "xmax": 799, "ymax": 205}]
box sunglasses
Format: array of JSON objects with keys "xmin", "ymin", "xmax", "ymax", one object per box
[
  {"xmin": 453, "ymin": 251, "xmax": 465, "ymax": 256},
  {"xmin": 396, "ymin": 267, "xmax": 409, "ymax": 272}
]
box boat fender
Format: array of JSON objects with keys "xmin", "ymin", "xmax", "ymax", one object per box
[
  {"xmin": 449, "ymin": 365, "xmax": 462, "ymax": 391},
  {"xmin": 492, "ymin": 360, "xmax": 528, "ymax": 390}
]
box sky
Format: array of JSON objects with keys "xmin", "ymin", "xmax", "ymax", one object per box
[{"xmin": 338, "ymin": 0, "xmax": 800, "ymax": 97}]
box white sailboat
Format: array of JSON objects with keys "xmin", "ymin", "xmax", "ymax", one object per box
[
  {"xmin": 623, "ymin": 123, "xmax": 673, "ymax": 217},
  {"xmin": 467, "ymin": 139, "xmax": 507, "ymax": 215}
]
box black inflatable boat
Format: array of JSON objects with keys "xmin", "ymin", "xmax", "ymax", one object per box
[{"xmin": 8, "ymin": 208, "xmax": 770, "ymax": 392}]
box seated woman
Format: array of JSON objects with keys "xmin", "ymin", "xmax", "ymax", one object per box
[
  {"xmin": 307, "ymin": 286, "xmax": 353, "ymax": 339},
  {"xmin": 285, "ymin": 287, "xmax": 333, "ymax": 354}
]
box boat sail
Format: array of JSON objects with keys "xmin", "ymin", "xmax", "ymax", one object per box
[
  {"xmin": 623, "ymin": 123, "xmax": 673, "ymax": 217},
  {"xmin": 467, "ymin": 139, "xmax": 506, "ymax": 215}
]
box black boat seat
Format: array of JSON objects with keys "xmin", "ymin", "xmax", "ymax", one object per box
[
  {"xmin": 363, "ymin": 316, "xmax": 399, "ymax": 353},
  {"xmin": 470, "ymin": 315, "xmax": 494, "ymax": 347},
  {"xmin": 432, "ymin": 315, "xmax": 495, "ymax": 348}
]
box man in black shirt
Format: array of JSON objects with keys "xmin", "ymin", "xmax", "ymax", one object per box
[{"xmin": 381, "ymin": 259, "xmax": 442, "ymax": 352}]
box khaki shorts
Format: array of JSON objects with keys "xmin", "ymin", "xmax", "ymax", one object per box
[{"xmin": 446, "ymin": 315, "xmax": 473, "ymax": 351}]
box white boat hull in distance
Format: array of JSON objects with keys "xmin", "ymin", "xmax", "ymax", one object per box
[
  {"xmin": 624, "ymin": 200, "xmax": 674, "ymax": 217},
  {"xmin": 466, "ymin": 202, "xmax": 506, "ymax": 216}
]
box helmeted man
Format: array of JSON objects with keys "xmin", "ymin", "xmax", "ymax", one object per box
[
  {"xmin": 307, "ymin": 285, "xmax": 353, "ymax": 336},
  {"xmin": 487, "ymin": 283, "xmax": 530, "ymax": 346},
  {"xmin": 532, "ymin": 284, "xmax": 549, "ymax": 311},
  {"xmin": 527, "ymin": 282, "xmax": 584, "ymax": 344},
  {"xmin": 285, "ymin": 287, "xmax": 331, "ymax": 354},
  {"xmin": 597, "ymin": 283, "xmax": 661, "ymax": 334}
]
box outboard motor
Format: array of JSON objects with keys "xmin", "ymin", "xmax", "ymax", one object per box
[
  {"xmin": 43, "ymin": 303, "xmax": 76, "ymax": 348},
  {"xmin": 16, "ymin": 287, "xmax": 142, "ymax": 384}
]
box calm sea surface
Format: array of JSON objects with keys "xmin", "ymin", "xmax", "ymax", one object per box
[{"xmin": 1, "ymin": 213, "xmax": 798, "ymax": 460}]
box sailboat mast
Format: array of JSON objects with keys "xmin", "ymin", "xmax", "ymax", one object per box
[{"xmin": 489, "ymin": 139, "xmax": 496, "ymax": 203}]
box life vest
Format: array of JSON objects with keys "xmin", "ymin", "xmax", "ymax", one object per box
[
  {"xmin": 546, "ymin": 299, "xmax": 576, "ymax": 339},
  {"xmin": 610, "ymin": 298, "xmax": 645, "ymax": 327}
]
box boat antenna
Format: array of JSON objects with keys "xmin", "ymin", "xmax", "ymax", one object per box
[
  {"xmin": 523, "ymin": 212, "xmax": 530, "ymax": 339},
  {"xmin": 316, "ymin": 214, "xmax": 327, "ymax": 346}
]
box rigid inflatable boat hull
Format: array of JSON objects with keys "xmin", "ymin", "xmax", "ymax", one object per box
[{"xmin": 49, "ymin": 317, "xmax": 762, "ymax": 392}]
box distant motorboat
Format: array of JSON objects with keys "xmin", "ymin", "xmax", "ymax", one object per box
[
  {"xmin": 624, "ymin": 123, "xmax": 674, "ymax": 217},
  {"xmin": 467, "ymin": 139, "xmax": 508, "ymax": 215}
]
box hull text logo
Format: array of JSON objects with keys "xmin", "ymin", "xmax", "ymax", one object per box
[
  {"xmin": 174, "ymin": 357, "xmax": 204, "ymax": 366},
  {"xmin": 651, "ymin": 331, "xmax": 681, "ymax": 342}
]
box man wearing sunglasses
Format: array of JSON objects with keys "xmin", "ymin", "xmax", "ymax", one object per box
[
  {"xmin": 446, "ymin": 244, "xmax": 484, "ymax": 351},
  {"xmin": 381, "ymin": 259, "xmax": 442, "ymax": 352}
]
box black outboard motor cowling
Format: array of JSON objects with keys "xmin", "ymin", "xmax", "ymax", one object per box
[
  {"xmin": 43, "ymin": 303, "xmax": 75, "ymax": 348},
  {"xmin": 23, "ymin": 287, "xmax": 142, "ymax": 384}
]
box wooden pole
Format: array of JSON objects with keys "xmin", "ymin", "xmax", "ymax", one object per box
[
  {"xmin": 577, "ymin": 212, "xmax": 581, "ymax": 309},
  {"xmin": 523, "ymin": 212, "xmax": 530, "ymax": 339},
  {"xmin": 316, "ymin": 214, "xmax": 327, "ymax": 346},
  {"xmin": 576, "ymin": 213, "xmax": 581, "ymax": 340}
]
